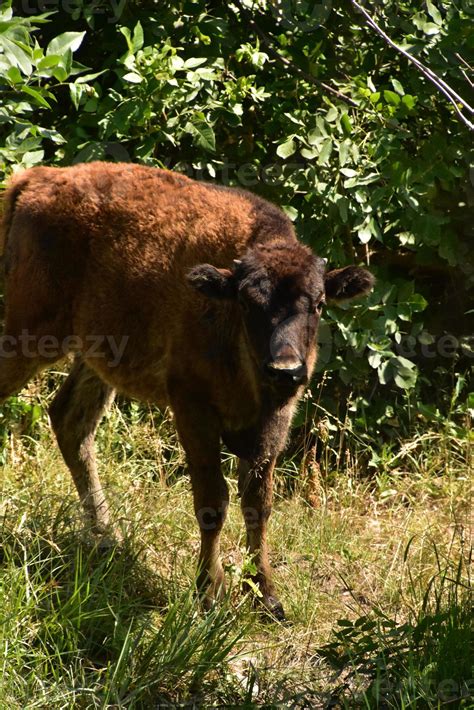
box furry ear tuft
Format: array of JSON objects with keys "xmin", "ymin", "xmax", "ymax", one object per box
[
  {"xmin": 325, "ymin": 265, "xmax": 375, "ymax": 302},
  {"xmin": 187, "ymin": 264, "xmax": 236, "ymax": 299}
]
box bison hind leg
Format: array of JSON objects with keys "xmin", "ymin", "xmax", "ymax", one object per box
[{"xmin": 49, "ymin": 357, "xmax": 116, "ymax": 537}]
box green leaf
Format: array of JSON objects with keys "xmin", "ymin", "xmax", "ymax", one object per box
[
  {"xmin": 276, "ymin": 138, "xmax": 296, "ymax": 159},
  {"xmin": 1, "ymin": 36, "xmax": 32, "ymax": 74},
  {"xmin": 37, "ymin": 54, "xmax": 61, "ymax": 70},
  {"xmin": 132, "ymin": 21, "xmax": 144, "ymax": 52},
  {"xmin": 368, "ymin": 351, "xmax": 383, "ymax": 369},
  {"xmin": 283, "ymin": 205, "xmax": 298, "ymax": 221},
  {"xmin": 21, "ymin": 85, "xmax": 52, "ymax": 108},
  {"xmin": 378, "ymin": 360, "xmax": 394, "ymax": 385},
  {"xmin": 0, "ymin": 2, "xmax": 13, "ymax": 21},
  {"xmin": 339, "ymin": 140, "xmax": 350, "ymax": 166},
  {"xmin": 307, "ymin": 128, "xmax": 321, "ymax": 145},
  {"xmin": 340, "ymin": 168, "xmax": 357, "ymax": 178},
  {"xmin": 318, "ymin": 138, "xmax": 332, "ymax": 166},
  {"xmin": 300, "ymin": 147, "xmax": 318, "ymax": 159},
  {"xmin": 391, "ymin": 79, "xmax": 404, "ymax": 96},
  {"xmin": 422, "ymin": 22, "xmax": 441, "ymax": 35},
  {"xmin": 187, "ymin": 121, "xmax": 216, "ymax": 152},
  {"xmin": 52, "ymin": 65, "xmax": 68, "ymax": 82},
  {"xmin": 22, "ymin": 149, "xmax": 44, "ymax": 166},
  {"xmin": 120, "ymin": 26, "xmax": 133, "ymax": 53},
  {"xmin": 394, "ymin": 365, "xmax": 417, "ymax": 389},
  {"xmin": 243, "ymin": 577, "xmax": 263, "ymax": 598},
  {"xmin": 358, "ymin": 226, "xmax": 372, "ymax": 244},
  {"xmin": 183, "ymin": 57, "xmax": 208, "ymax": 69},
  {"xmin": 384, "ymin": 90, "xmax": 400, "ymax": 106},
  {"xmin": 408, "ymin": 293, "xmax": 428, "ymax": 312},
  {"xmin": 74, "ymin": 70, "xmax": 107, "ymax": 84},
  {"xmin": 37, "ymin": 127, "xmax": 66, "ymax": 144},
  {"xmin": 122, "ymin": 71, "xmax": 143, "ymax": 83},
  {"xmin": 426, "ymin": 0, "xmax": 442, "ymax": 24},
  {"xmin": 325, "ymin": 106, "xmax": 338, "ymax": 122},
  {"xmin": 69, "ymin": 82, "xmax": 84, "ymax": 109},
  {"xmin": 368, "ymin": 337, "xmax": 392, "ymax": 352},
  {"xmin": 418, "ymin": 331, "xmax": 434, "ymax": 345},
  {"xmin": 336, "ymin": 196, "xmax": 349, "ymax": 223},
  {"xmin": 402, "ymin": 94, "xmax": 416, "ymax": 110},
  {"xmin": 170, "ymin": 55, "xmax": 184, "ymax": 71},
  {"xmin": 6, "ymin": 65, "xmax": 22, "ymax": 83},
  {"xmin": 83, "ymin": 98, "xmax": 97, "ymax": 112},
  {"xmin": 393, "ymin": 356, "xmax": 415, "ymax": 370},
  {"xmin": 341, "ymin": 113, "xmax": 352, "ymax": 136},
  {"xmin": 47, "ymin": 31, "xmax": 85, "ymax": 56}
]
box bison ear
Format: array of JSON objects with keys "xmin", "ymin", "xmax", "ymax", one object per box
[
  {"xmin": 325, "ymin": 265, "xmax": 375, "ymax": 302},
  {"xmin": 187, "ymin": 264, "xmax": 236, "ymax": 299}
]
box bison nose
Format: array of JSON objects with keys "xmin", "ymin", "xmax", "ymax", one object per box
[{"xmin": 266, "ymin": 360, "xmax": 308, "ymax": 384}]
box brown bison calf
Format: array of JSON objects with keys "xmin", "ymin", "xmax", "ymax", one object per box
[{"xmin": 0, "ymin": 162, "xmax": 373, "ymax": 619}]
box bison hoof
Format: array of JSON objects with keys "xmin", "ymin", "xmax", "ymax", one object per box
[
  {"xmin": 263, "ymin": 595, "xmax": 286, "ymax": 622},
  {"xmin": 92, "ymin": 527, "xmax": 124, "ymax": 553},
  {"xmin": 197, "ymin": 573, "xmax": 226, "ymax": 611}
]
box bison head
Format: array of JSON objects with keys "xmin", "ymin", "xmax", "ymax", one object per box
[{"xmin": 187, "ymin": 240, "xmax": 374, "ymax": 392}]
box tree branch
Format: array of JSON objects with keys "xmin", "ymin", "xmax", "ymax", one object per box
[
  {"xmin": 230, "ymin": 0, "xmax": 359, "ymax": 107},
  {"xmin": 350, "ymin": 0, "xmax": 474, "ymax": 131}
]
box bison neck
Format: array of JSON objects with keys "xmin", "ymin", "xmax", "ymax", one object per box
[{"xmin": 214, "ymin": 305, "xmax": 299, "ymax": 461}]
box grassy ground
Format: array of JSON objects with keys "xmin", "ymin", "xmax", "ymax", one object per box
[{"xmin": 0, "ymin": 381, "xmax": 472, "ymax": 708}]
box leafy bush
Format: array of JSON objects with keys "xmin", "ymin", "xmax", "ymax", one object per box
[
  {"xmin": 0, "ymin": 3, "xmax": 98, "ymax": 179},
  {"xmin": 0, "ymin": 0, "xmax": 472, "ymax": 448}
]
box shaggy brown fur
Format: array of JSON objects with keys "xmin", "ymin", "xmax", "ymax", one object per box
[{"xmin": 0, "ymin": 162, "xmax": 374, "ymax": 619}]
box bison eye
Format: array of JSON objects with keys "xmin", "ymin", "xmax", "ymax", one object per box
[{"xmin": 316, "ymin": 301, "xmax": 325, "ymax": 313}]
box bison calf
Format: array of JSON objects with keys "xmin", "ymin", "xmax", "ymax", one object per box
[{"xmin": 0, "ymin": 162, "xmax": 373, "ymax": 619}]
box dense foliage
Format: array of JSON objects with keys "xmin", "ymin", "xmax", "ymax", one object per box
[{"xmin": 0, "ymin": 0, "xmax": 472, "ymax": 452}]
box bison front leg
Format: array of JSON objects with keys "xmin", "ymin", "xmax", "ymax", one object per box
[
  {"xmin": 191, "ymin": 459, "xmax": 229, "ymax": 606},
  {"xmin": 238, "ymin": 457, "xmax": 285, "ymax": 620},
  {"xmin": 171, "ymin": 395, "xmax": 229, "ymax": 607}
]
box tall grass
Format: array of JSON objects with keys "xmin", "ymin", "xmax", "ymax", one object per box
[
  {"xmin": 0, "ymin": 388, "xmax": 472, "ymax": 707},
  {"xmin": 0, "ymin": 498, "xmax": 247, "ymax": 707},
  {"xmin": 318, "ymin": 536, "xmax": 472, "ymax": 708}
]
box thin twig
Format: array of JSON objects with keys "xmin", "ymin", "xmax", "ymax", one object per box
[
  {"xmin": 230, "ymin": 0, "xmax": 358, "ymax": 107},
  {"xmin": 455, "ymin": 52, "xmax": 473, "ymax": 72},
  {"xmin": 351, "ymin": 0, "xmax": 474, "ymax": 131},
  {"xmin": 460, "ymin": 69, "xmax": 474, "ymax": 90},
  {"xmin": 455, "ymin": 53, "xmax": 474, "ymax": 89}
]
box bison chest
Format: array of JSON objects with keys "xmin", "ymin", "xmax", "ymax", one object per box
[
  {"xmin": 214, "ymin": 362, "xmax": 261, "ymax": 432},
  {"xmin": 220, "ymin": 396, "xmax": 259, "ymax": 434}
]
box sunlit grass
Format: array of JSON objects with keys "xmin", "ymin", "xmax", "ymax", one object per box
[{"xmin": 0, "ymin": 391, "xmax": 472, "ymax": 707}]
